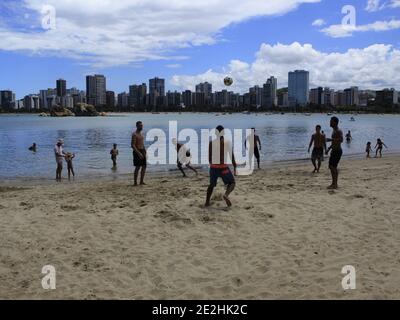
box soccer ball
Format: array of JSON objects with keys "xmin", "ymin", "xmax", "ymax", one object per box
[{"xmin": 224, "ymin": 76, "xmax": 233, "ymax": 86}]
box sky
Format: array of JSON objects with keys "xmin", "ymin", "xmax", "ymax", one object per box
[{"xmin": 0, "ymin": 0, "xmax": 399, "ymax": 99}]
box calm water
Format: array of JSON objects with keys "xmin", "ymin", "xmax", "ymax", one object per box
[{"xmin": 0, "ymin": 113, "xmax": 399, "ymax": 180}]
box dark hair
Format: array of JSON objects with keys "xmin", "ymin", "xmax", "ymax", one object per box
[
  {"xmin": 136, "ymin": 121, "xmax": 142, "ymax": 127},
  {"xmin": 316, "ymin": 125, "xmax": 321, "ymax": 130},
  {"xmin": 216, "ymin": 125, "xmax": 224, "ymax": 132},
  {"xmin": 331, "ymin": 116, "xmax": 339, "ymax": 125}
]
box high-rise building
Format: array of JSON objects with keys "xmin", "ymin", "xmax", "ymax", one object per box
[
  {"xmin": 375, "ymin": 88, "xmax": 398, "ymax": 106},
  {"xmin": 0, "ymin": 90, "xmax": 15, "ymax": 110},
  {"xmin": 106, "ymin": 91, "xmax": 116, "ymax": 109},
  {"xmin": 149, "ymin": 77, "xmax": 165, "ymax": 107},
  {"xmin": 288, "ymin": 70, "xmax": 309, "ymax": 106},
  {"xmin": 182, "ymin": 90, "xmax": 192, "ymax": 107},
  {"xmin": 23, "ymin": 95, "xmax": 40, "ymax": 111},
  {"xmin": 39, "ymin": 88, "xmax": 57, "ymax": 109},
  {"xmin": 323, "ymin": 87, "xmax": 335, "ymax": 106},
  {"xmin": 56, "ymin": 79, "xmax": 67, "ymax": 97},
  {"xmin": 310, "ymin": 87, "xmax": 324, "ymax": 105},
  {"xmin": 249, "ymin": 86, "xmax": 262, "ymax": 107},
  {"xmin": 117, "ymin": 92, "xmax": 129, "ymax": 109},
  {"xmin": 262, "ymin": 76, "xmax": 277, "ymax": 108},
  {"xmin": 86, "ymin": 75, "xmax": 106, "ymax": 107},
  {"xmin": 344, "ymin": 87, "xmax": 359, "ymax": 106},
  {"xmin": 195, "ymin": 82, "xmax": 212, "ymax": 104}
]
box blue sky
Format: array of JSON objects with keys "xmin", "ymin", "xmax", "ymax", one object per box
[{"xmin": 0, "ymin": 0, "xmax": 399, "ymax": 99}]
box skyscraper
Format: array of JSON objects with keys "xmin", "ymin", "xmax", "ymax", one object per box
[
  {"xmin": 149, "ymin": 77, "xmax": 165, "ymax": 107},
  {"xmin": 288, "ymin": 70, "xmax": 309, "ymax": 106},
  {"xmin": 195, "ymin": 82, "xmax": 212, "ymax": 104},
  {"xmin": 56, "ymin": 79, "xmax": 67, "ymax": 97},
  {"xmin": 0, "ymin": 90, "xmax": 15, "ymax": 110},
  {"xmin": 86, "ymin": 75, "xmax": 106, "ymax": 107},
  {"xmin": 106, "ymin": 91, "xmax": 116, "ymax": 109},
  {"xmin": 262, "ymin": 76, "xmax": 277, "ymax": 108}
]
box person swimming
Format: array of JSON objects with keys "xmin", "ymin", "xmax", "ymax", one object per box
[{"xmin": 29, "ymin": 143, "xmax": 37, "ymax": 152}]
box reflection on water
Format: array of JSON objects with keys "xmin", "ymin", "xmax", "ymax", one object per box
[{"xmin": 0, "ymin": 113, "xmax": 399, "ymax": 179}]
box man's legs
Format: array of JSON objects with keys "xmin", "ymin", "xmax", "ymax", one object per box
[
  {"xmin": 177, "ymin": 162, "xmax": 186, "ymax": 177},
  {"xmin": 134, "ymin": 166, "xmax": 140, "ymax": 185},
  {"xmin": 186, "ymin": 164, "xmax": 198, "ymax": 175},
  {"xmin": 205, "ymin": 185, "xmax": 214, "ymax": 207},
  {"xmin": 311, "ymin": 157, "xmax": 317, "ymax": 172},
  {"xmin": 317, "ymin": 158, "xmax": 322, "ymax": 172},
  {"xmin": 140, "ymin": 165, "xmax": 146, "ymax": 185},
  {"xmin": 223, "ymin": 182, "xmax": 236, "ymax": 207},
  {"xmin": 328, "ymin": 165, "xmax": 338, "ymax": 189}
]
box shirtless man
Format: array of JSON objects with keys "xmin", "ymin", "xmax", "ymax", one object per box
[
  {"xmin": 245, "ymin": 128, "xmax": 262, "ymax": 169},
  {"xmin": 326, "ymin": 117, "xmax": 343, "ymax": 190},
  {"xmin": 131, "ymin": 121, "xmax": 146, "ymax": 186},
  {"xmin": 308, "ymin": 125, "xmax": 327, "ymax": 173},
  {"xmin": 205, "ymin": 125, "xmax": 237, "ymax": 208}
]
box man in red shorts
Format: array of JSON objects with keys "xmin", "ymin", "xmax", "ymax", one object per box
[{"xmin": 205, "ymin": 125, "xmax": 237, "ymax": 207}]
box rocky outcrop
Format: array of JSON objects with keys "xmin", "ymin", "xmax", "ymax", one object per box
[
  {"xmin": 50, "ymin": 106, "xmax": 75, "ymax": 117},
  {"xmin": 73, "ymin": 103, "xmax": 99, "ymax": 117}
]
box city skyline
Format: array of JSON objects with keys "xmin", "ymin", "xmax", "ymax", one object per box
[
  {"xmin": 1, "ymin": 1, "xmax": 400, "ymax": 98},
  {"xmin": 1, "ymin": 71, "xmax": 399, "ymax": 111}
]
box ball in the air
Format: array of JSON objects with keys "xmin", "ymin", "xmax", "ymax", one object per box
[{"xmin": 224, "ymin": 76, "xmax": 233, "ymax": 86}]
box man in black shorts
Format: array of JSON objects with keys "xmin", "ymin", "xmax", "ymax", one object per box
[
  {"xmin": 131, "ymin": 121, "xmax": 147, "ymax": 186},
  {"xmin": 308, "ymin": 125, "xmax": 326, "ymax": 173},
  {"xmin": 326, "ymin": 117, "xmax": 343, "ymax": 190},
  {"xmin": 245, "ymin": 128, "xmax": 262, "ymax": 169}
]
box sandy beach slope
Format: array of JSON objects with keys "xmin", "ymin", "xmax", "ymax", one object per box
[{"xmin": 0, "ymin": 155, "xmax": 399, "ymax": 299}]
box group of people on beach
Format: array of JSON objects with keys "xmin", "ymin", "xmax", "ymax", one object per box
[
  {"xmin": 307, "ymin": 117, "xmax": 389, "ymax": 190},
  {"xmin": 28, "ymin": 116, "xmax": 389, "ymax": 207}
]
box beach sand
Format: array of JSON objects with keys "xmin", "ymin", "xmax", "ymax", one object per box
[{"xmin": 0, "ymin": 155, "xmax": 399, "ymax": 300}]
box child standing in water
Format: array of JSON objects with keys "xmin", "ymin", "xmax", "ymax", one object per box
[
  {"xmin": 375, "ymin": 138, "xmax": 388, "ymax": 158},
  {"xmin": 366, "ymin": 142, "xmax": 372, "ymax": 158},
  {"xmin": 110, "ymin": 144, "xmax": 119, "ymax": 168},
  {"xmin": 65, "ymin": 152, "xmax": 75, "ymax": 180}
]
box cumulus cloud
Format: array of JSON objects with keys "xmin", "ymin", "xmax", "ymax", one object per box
[
  {"xmin": 171, "ymin": 42, "xmax": 400, "ymax": 92},
  {"xmin": 321, "ymin": 19, "xmax": 400, "ymax": 38},
  {"xmin": 312, "ymin": 19, "xmax": 325, "ymax": 26},
  {"xmin": 0, "ymin": 0, "xmax": 320, "ymax": 68}
]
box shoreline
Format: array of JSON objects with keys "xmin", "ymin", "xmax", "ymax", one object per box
[{"xmin": 1, "ymin": 151, "xmax": 399, "ymax": 187}]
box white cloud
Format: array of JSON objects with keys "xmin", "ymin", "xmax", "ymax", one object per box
[
  {"xmin": 166, "ymin": 64, "xmax": 182, "ymax": 69},
  {"xmin": 312, "ymin": 19, "xmax": 325, "ymax": 26},
  {"xmin": 391, "ymin": 0, "xmax": 400, "ymax": 8},
  {"xmin": 171, "ymin": 42, "xmax": 400, "ymax": 92},
  {"xmin": 366, "ymin": 0, "xmax": 382, "ymax": 12},
  {"xmin": 321, "ymin": 19, "xmax": 400, "ymax": 38},
  {"xmin": 0, "ymin": 0, "xmax": 320, "ymax": 68}
]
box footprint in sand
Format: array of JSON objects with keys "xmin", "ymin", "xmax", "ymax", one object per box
[{"xmin": 61, "ymin": 204, "xmax": 80, "ymax": 212}]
